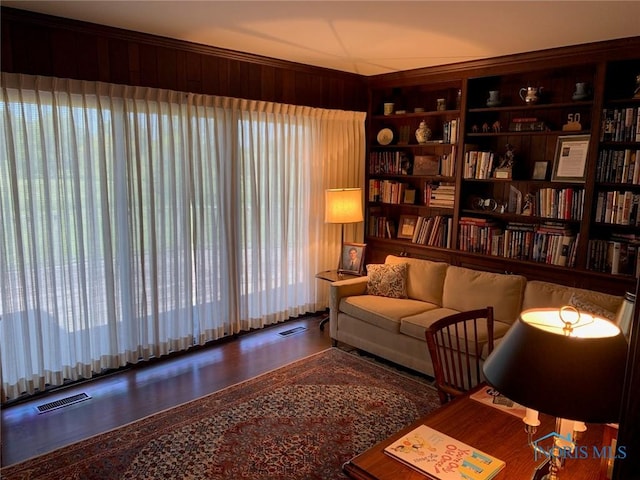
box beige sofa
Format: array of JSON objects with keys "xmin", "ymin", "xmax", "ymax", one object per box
[{"xmin": 329, "ymin": 255, "xmax": 624, "ymax": 377}]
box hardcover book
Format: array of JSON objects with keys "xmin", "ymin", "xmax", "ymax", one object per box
[{"xmin": 384, "ymin": 425, "xmax": 505, "ymax": 480}]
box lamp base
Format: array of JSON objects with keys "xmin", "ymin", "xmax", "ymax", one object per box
[
  {"xmin": 531, "ymin": 457, "xmax": 561, "ymax": 480},
  {"xmin": 531, "ymin": 458, "xmax": 550, "ymax": 480}
]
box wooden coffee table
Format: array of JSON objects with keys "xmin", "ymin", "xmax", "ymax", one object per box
[{"xmin": 343, "ymin": 386, "xmax": 604, "ymax": 479}]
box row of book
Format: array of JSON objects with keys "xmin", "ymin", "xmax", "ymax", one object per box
[
  {"xmin": 410, "ymin": 215, "xmax": 452, "ymax": 247},
  {"xmin": 368, "ymin": 179, "xmax": 410, "ymax": 204},
  {"xmin": 600, "ymin": 106, "xmax": 640, "ymax": 143},
  {"xmin": 368, "ymin": 151, "xmax": 411, "ymax": 175},
  {"xmin": 458, "ymin": 218, "xmax": 578, "ymax": 266},
  {"xmin": 463, "ymin": 150, "xmax": 495, "ymax": 179},
  {"xmin": 533, "ymin": 187, "xmax": 584, "ymax": 220},
  {"xmin": 368, "ymin": 149, "xmax": 457, "ymax": 177},
  {"xmin": 439, "ymin": 147, "xmax": 456, "ymax": 177},
  {"xmin": 594, "ymin": 190, "xmax": 640, "ymax": 226},
  {"xmin": 596, "ymin": 148, "xmax": 640, "ymax": 184},
  {"xmin": 587, "ymin": 237, "xmax": 640, "ymax": 276},
  {"xmin": 369, "ymin": 213, "xmax": 639, "ymax": 276},
  {"xmin": 442, "ymin": 118, "xmax": 460, "ymax": 144},
  {"xmin": 367, "ymin": 214, "xmax": 396, "ymax": 239}
]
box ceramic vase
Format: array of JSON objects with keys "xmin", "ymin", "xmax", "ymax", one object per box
[{"xmin": 415, "ymin": 121, "xmax": 431, "ymax": 144}]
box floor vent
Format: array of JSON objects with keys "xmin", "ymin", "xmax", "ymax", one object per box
[
  {"xmin": 36, "ymin": 392, "xmax": 91, "ymax": 414},
  {"xmin": 278, "ymin": 326, "xmax": 307, "ymax": 337}
]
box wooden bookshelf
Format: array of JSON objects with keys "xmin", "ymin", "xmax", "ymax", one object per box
[{"xmin": 365, "ymin": 37, "xmax": 640, "ymax": 295}]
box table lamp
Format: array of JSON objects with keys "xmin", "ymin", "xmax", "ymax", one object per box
[
  {"xmin": 483, "ymin": 306, "xmax": 628, "ymax": 480},
  {"xmin": 324, "ymin": 188, "xmax": 363, "ymax": 269}
]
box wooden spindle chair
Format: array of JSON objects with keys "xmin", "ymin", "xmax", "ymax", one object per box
[{"xmin": 425, "ymin": 307, "xmax": 495, "ymax": 404}]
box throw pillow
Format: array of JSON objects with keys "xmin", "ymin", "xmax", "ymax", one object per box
[
  {"xmin": 366, "ymin": 263, "xmax": 408, "ymax": 299},
  {"xmin": 568, "ymin": 293, "xmax": 616, "ymax": 321}
]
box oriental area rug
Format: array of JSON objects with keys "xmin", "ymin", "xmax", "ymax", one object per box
[{"xmin": 1, "ymin": 347, "xmax": 441, "ymax": 480}]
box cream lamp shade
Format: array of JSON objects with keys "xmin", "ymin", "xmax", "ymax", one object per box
[{"xmin": 324, "ymin": 188, "xmax": 363, "ymax": 224}]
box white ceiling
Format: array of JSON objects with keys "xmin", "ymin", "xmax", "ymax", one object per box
[{"xmin": 3, "ymin": 1, "xmax": 640, "ymax": 76}]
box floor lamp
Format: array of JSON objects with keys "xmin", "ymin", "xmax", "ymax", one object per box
[{"xmin": 324, "ymin": 188, "xmax": 363, "ymax": 272}]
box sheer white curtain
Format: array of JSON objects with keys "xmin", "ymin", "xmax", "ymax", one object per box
[{"xmin": 0, "ymin": 72, "xmax": 366, "ymax": 401}]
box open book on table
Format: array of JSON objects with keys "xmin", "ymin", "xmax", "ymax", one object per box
[{"xmin": 384, "ymin": 424, "xmax": 505, "ymax": 480}]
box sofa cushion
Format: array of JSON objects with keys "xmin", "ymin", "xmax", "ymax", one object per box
[
  {"xmin": 340, "ymin": 295, "xmax": 437, "ymax": 332},
  {"xmin": 442, "ymin": 266, "xmax": 526, "ymax": 325},
  {"xmin": 400, "ymin": 309, "xmax": 512, "ymax": 349},
  {"xmin": 400, "ymin": 307, "xmax": 459, "ymax": 340},
  {"xmin": 385, "ymin": 255, "xmax": 448, "ymax": 304},
  {"xmin": 522, "ymin": 280, "xmax": 622, "ymax": 315},
  {"xmin": 366, "ymin": 263, "xmax": 408, "ymax": 298}
]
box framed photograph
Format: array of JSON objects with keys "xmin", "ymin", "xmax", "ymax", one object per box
[
  {"xmin": 397, "ymin": 215, "xmax": 418, "ymax": 240},
  {"xmin": 551, "ymin": 135, "xmax": 590, "ymax": 183},
  {"xmin": 338, "ymin": 242, "xmax": 366, "ymax": 275},
  {"xmin": 532, "ymin": 161, "xmax": 548, "ymax": 180}
]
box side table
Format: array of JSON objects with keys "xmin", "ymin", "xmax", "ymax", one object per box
[{"xmin": 315, "ymin": 269, "xmax": 362, "ymax": 331}]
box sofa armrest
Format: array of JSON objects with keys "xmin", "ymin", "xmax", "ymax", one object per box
[{"xmin": 329, "ymin": 277, "xmax": 368, "ymax": 335}]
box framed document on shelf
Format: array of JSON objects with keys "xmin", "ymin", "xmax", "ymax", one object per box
[{"xmin": 551, "ymin": 135, "xmax": 590, "ymax": 183}]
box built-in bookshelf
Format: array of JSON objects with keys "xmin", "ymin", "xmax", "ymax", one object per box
[
  {"xmin": 366, "ymin": 80, "xmax": 461, "ymax": 248},
  {"xmin": 588, "ymin": 57, "xmax": 640, "ymax": 278},
  {"xmin": 364, "ymin": 38, "xmax": 640, "ymax": 294}
]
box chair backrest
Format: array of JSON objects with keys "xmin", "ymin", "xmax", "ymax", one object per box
[{"xmin": 425, "ymin": 307, "xmax": 494, "ymax": 404}]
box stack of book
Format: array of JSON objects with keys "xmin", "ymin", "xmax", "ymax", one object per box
[
  {"xmin": 425, "ymin": 182, "xmax": 456, "ymax": 208},
  {"xmin": 508, "ymin": 116, "xmax": 547, "ymax": 132}
]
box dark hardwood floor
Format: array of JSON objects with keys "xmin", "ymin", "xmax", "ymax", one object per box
[{"xmin": 1, "ymin": 314, "xmax": 332, "ymax": 467}]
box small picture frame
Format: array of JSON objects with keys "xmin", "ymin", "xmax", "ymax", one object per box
[
  {"xmin": 403, "ymin": 189, "xmax": 417, "ymax": 204},
  {"xmin": 338, "ymin": 242, "xmax": 366, "ymax": 275},
  {"xmin": 532, "ymin": 161, "xmax": 548, "ymax": 180},
  {"xmin": 551, "ymin": 135, "xmax": 590, "ymax": 183},
  {"xmin": 397, "ymin": 215, "xmax": 418, "ymax": 240}
]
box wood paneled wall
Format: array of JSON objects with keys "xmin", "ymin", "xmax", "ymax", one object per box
[{"xmin": 1, "ymin": 7, "xmax": 367, "ymax": 112}]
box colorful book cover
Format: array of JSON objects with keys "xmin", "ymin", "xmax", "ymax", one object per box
[{"xmin": 384, "ymin": 425, "xmax": 505, "ymax": 480}]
